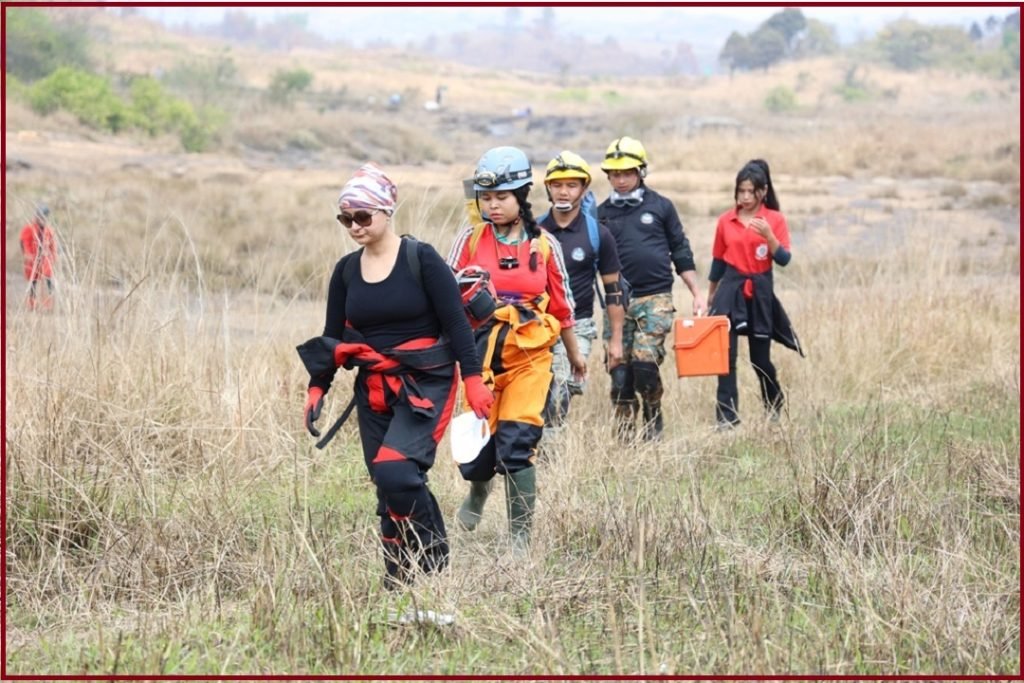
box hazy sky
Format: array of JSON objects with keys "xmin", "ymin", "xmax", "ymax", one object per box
[
  {"xmin": 138, "ymin": 5, "xmax": 1013, "ymax": 72},
  {"xmin": 140, "ymin": 5, "xmax": 1008, "ymax": 39}
]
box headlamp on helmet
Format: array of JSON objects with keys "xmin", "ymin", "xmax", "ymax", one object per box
[
  {"xmin": 472, "ymin": 146, "xmax": 533, "ymax": 192},
  {"xmin": 474, "ymin": 168, "xmax": 531, "ymax": 189},
  {"xmin": 544, "ymin": 151, "xmax": 592, "ymax": 184}
]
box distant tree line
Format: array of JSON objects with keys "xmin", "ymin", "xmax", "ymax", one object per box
[
  {"xmin": 719, "ymin": 9, "xmax": 838, "ymax": 74},
  {"xmin": 5, "ymin": 8, "xmax": 326, "ymax": 152},
  {"xmin": 5, "ymin": 7, "xmax": 92, "ymax": 80},
  {"xmin": 871, "ymin": 12, "xmax": 1020, "ymax": 76},
  {"xmin": 207, "ymin": 10, "xmax": 329, "ymax": 51},
  {"xmin": 719, "ymin": 8, "xmax": 1020, "ymax": 77},
  {"xmin": 7, "ymin": 9, "xmax": 327, "ymax": 152},
  {"xmin": 4, "ymin": 8, "xmax": 229, "ymax": 151}
]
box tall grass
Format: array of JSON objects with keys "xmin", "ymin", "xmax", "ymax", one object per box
[
  {"xmin": 6, "ymin": 177, "xmax": 1017, "ymax": 675},
  {"xmin": 4, "ymin": 49, "xmax": 1019, "ymax": 676}
]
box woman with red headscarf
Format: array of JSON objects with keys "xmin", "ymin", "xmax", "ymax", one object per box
[{"xmin": 297, "ymin": 163, "xmax": 493, "ymax": 589}]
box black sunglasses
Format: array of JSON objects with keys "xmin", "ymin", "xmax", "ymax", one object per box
[{"xmin": 336, "ymin": 209, "xmax": 381, "ymax": 229}]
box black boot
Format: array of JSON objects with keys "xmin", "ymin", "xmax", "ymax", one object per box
[
  {"xmin": 642, "ymin": 401, "xmax": 664, "ymax": 442},
  {"xmin": 633, "ymin": 362, "xmax": 664, "ymax": 442},
  {"xmin": 614, "ymin": 401, "xmax": 637, "ymax": 443},
  {"xmin": 610, "ymin": 364, "xmax": 637, "ymax": 444}
]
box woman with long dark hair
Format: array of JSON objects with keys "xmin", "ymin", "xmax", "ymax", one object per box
[
  {"xmin": 446, "ymin": 146, "xmax": 585, "ymax": 552},
  {"xmin": 707, "ymin": 159, "xmax": 803, "ymax": 429}
]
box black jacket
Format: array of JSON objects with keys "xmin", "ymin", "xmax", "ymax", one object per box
[{"xmin": 710, "ymin": 265, "xmax": 803, "ymax": 356}]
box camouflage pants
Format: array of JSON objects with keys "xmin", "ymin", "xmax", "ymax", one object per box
[
  {"xmin": 603, "ymin": 292, "xmax": 676, "ymax": 366},
  {"xmin": 604, "ymin": 292, "xmax": 675, "ymax": 441},
  {"xmin": 543, "ymin": 317, "xmax": 597, "ymax": 437},
  {"xmin": 550, "ymin": 316, "xmax": 598, "ymax": 397}
]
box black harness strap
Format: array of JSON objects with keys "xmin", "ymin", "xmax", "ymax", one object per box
[
  {"xmin": 315, "ymin": 394, "xmax": 357, "ymax": 450},
  {"xmin": 309, "ymin": 336, "xmax": 456, "ymax": 450}
]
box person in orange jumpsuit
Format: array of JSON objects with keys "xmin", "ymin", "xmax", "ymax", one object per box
[
  {"xmin": 19, "ymin": 205, "xmax": 57, "ymax": 311},
  {"xmin": 447, "ymin": 146, "xmax": 586, "ymax": 552}
]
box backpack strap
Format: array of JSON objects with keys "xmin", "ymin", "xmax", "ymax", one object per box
[
  {"xmin": 584, "ymin": 214, "xmax": 600, "ymax": 274},
  {"xmin": 580, "ymin": 191, "xmax": 614, "ymax": 309},
  {"xmin": 581, "ymin": 190, "xmax": 601, "ymax": 272},
  {"xmin": 535, "ymin": 231, "xmax": 552, "ymax": 263},
  {"xmin": 341, "ymin": 249, "xmax": 362, "ymax": 288},
  {"xmin": 400, "ymin": 234, "xmax": 422, "ymax": 287},
  {"xmin": 467, "ymin": 223, "xmax": 488, "ymax": 259}
]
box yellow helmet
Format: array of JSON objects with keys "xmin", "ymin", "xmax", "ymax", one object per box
[
  {"xmin": 545, "ymin": 151, "xmax": 591, "ymax": 185},
  {"xmin": 600, "ymin": 136, "xmax": 648, "ymax": 172}
]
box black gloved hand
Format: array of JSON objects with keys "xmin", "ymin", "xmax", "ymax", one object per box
[{"xmin": 304, "ymin": 387, "xmax": 325, "ymax": 437}]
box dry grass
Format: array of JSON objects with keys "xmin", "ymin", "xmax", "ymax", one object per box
[{"xmin": 4, "ymin": 18, "xmax": 1020, "ymax": 676}]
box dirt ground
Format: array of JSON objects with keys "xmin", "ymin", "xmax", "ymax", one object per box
[{"xmin": 7, "ymin": 126, "xmax": 1018, "ymax": 265}]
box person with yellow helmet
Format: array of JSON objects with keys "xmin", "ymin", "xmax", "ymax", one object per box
[
  {"xmin": 537, "ymin": 151, "xmax": 626, "ymax": 441},
  {"xmin": 598, "ymin": 136, "xmax": 706, "ymax": 442}
]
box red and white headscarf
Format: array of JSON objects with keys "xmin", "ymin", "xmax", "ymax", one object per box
[{"xmin": 337, "ymin": 163, "xmax": 398, "ymax": 212}]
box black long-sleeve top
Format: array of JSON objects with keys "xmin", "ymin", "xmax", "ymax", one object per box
[
  {"xmin": 311, "ymin": 238, "xmax": 482, "ymax": 392},
  {"xmin": 597, "ymin": 187, "xmax": 696, "ymax": 298},
  {"xmin": 539, "ymin": 211, "xmax": 623, "ymax": 319}
]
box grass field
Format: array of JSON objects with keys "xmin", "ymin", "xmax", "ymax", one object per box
[{"xmin": 3, "ymin": 11, "xmax": 1020, "ymax": 677}]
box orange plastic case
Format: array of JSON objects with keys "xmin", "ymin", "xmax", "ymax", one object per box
[{"xmin": 672, "ymin": 316, "xmax": 731, "ymax": 377}]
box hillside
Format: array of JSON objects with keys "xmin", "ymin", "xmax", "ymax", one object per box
[
  {"xmin": 6, "ymin": 8, "xmax": 1020, "ymax": 287},
  {"xmin": 8, "ymin": 9, "xmax": 1021, "ymax": 170},
  {"xmin": 7, "ymin": 8, "xmax": 1020, "ymax": 294}
]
